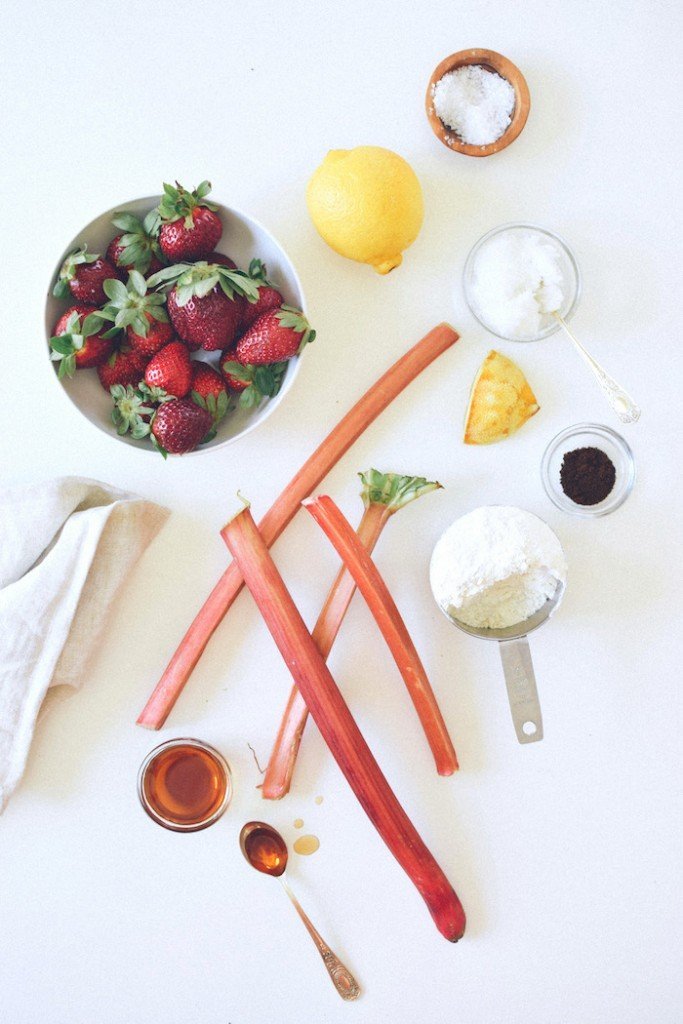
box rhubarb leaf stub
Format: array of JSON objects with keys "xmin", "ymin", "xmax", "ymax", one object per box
[{"xmin": 358, "ymin": 469, "xmax": 442, "ymax": 513}]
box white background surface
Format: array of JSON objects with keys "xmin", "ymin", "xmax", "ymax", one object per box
[{"xmin": 0, "ymin": 2, "xmax": 680, "ymax": 1022}]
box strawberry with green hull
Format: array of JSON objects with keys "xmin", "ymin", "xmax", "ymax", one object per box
[
  {"xmin": 220, "ymin": 349, "xmax": 287, "ymax": 409},
  {"xmin": 99, "ymin": 271, "xmax": 173, "ymax": 359},
  {"xmin": 152, "ymin": 398, "xmax": 213, "ymax": 457},
  {"xmin": 110, "ymin": 382, "xmax": 171, "ymax": 439},
  {"xmin": 190, "ymin": 362, "xmax": 229, "ymax": 441},
  {"xmin": 106, "ymin": 210, "xmax": 164, "ymax": 276},
  {"xmin": 50, "ymin": 306, "xmax": 113, "ymax": 377},
  {"xmin": 54, "ymin": 246, "xmax": 120, "ymax": 305},
  {"xmin": 239, "ymin": 259, "xmax": 283, "ymax": 331},
  {"xmin": 149, "ymin": 261, "xmax": 259, "ymax": 352},
  {"xmin": 128, "ymin": 319, "xmax": 175, "ymax": 359},
  {"xmin": 110, "ymin": 380, "xmax": 172, "ymax": 436},
  {"xmin": 236, "ymin": 306, "xmax": 315, "ymax": 365},
  {"xmin": 157, "ymin": 181, "xmax": 222, "ymax": 262},
  {"xmin": 97, "ymin": 346, "xmax": 148, "ymax": 392},
  {"xmin": 144, "ymin": 341, "xmax": 193, "ymax": 398}
]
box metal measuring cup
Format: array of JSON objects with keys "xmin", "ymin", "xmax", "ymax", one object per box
[{"xmin": 436, "ymin": 580, "xmax": 565, "ymax": 744}]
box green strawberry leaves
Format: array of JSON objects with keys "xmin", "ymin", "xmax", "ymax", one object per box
[
  {"xmin": 103, "ymin": 278, "xmax": 129, "ymax": 304},
  {"xmin": 49, "ymin": 310, "xmax": 108, "ymax": 378},
  {"xmin": 191, "ymin": 387, "xmax": 230, "ymax": 442},
  {"xmin": 111, "ymin": 212, "xmax": 143, "ymax": 234},
  {"xmin": 110, "ymin": 210, "xmax": 164, "ymax": 273},
  {"xmin": 100, "ymin": 272, "xmax": 168, "ymax": 336},
  {"xmin": 53, "ymin": 278, "xmax": 72, "ymax": 299},
  {"xmin": 150, "ymin": 431, "xmax": 169, "ymax": 460},
  {"xmin": 148, "ymin": 261, "xmax": 259, "ymax": 306},
  {"xmin": 110, "ymin": 381, "xmax": 172, "ymax": 439},
  {"xmin": 53, "ymin": 245, "xmax": 100, "ymax": 296},
  {"xmin": 110, "ymin": 384, "xmax": 153, "ymax": 438},
  {"xmin": 221, "ymin": 359, "xmax": 287, "ymax": 408},
  {"xmin": 191, "ymin": 386, "xmax": 229, "ymax": 421},
  {"xmin": 194, "ymin": 275, "xmax": 220, "ymax": 298},
  {"xmin": 129, "ymin": 270, "xmax": 147, "ymax": 297},
  {"xmin": 247, "ymin": 258, "xmax": 272, "ymax": 286},
  {"xmin": 275, "ymin": 305, "xmax": 316, "ymax": 351},
  {"xmin": 157, "ymin": 180, "xmax": 218, "ymax": 226}
]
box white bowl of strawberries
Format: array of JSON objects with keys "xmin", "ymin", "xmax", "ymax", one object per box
[{"xmin": 44, "ymin": 180, "xmax": 312, "ymax": 456}]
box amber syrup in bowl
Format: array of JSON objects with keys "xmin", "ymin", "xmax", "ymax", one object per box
[{"xmin": 138, "ymin": 738, "xmax": 232, "ymax": 832}]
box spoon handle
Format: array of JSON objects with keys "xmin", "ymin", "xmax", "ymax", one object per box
[
  {"xmin": 554, "ymin": 314, "xmax": 641, "ymax": 423},
  {"xmin": 280, "ymin": 878, "xmax": 360, "ymax": 1000}
]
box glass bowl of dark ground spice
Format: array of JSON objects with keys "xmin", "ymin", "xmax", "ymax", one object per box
[{"xmin": 541, "ymin": 423, "xmax": 635, "ymax": 517}]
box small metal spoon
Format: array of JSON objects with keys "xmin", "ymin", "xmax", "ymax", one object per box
[
  {"xmin": 553, "ymin": 312, "xmax": 641, "ymax": 424},
  {"xmin": 239, "ymin": 821, "xmax": 360, "ymax": 1001}
]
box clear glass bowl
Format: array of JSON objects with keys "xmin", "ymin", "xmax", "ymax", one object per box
[
  {"xmin": 541, "ymin": 423, "xmax": 635, "ymax": 517},
  {"xmin": 137, "ymin": 737, "xmax": 233, "ymax": 832},
  {"xmin": 463, "ymin": 223, "xmax": 581, "ymax": 342}
]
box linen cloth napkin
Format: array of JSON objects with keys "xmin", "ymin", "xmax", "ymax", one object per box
[{"xmin": 0, "ymin": 477, "xmax": 169, "ymax": 812}]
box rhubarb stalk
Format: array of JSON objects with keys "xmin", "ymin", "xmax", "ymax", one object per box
[
  {"xmin": 137, "ymin": 323, "xmax": 459, "ymax": 729},
  {"xmin": 221, "ymin": 499, "xmax": 466, "ymax": 942},
  {"xmin": 263, "ymin": 470, "xmax": 446, "ymax": 799},
  {"xmin": 303, "ymin": 494, "xmax": 458, "ymax": 777}
]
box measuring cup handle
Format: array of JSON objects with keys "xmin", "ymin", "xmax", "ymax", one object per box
[{"xmin": 498, "ymin": 637, "xmax": 544, "ymax": 744}]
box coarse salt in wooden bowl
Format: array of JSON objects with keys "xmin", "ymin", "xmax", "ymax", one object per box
[{"xmin": 426, "ymin": 48, "xmax": 530, "ymax": 157}]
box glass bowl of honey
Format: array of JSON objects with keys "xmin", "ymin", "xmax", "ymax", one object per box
[{"xmin": 138, "ymin": 738, "xmax": 232, "ymax": 832}]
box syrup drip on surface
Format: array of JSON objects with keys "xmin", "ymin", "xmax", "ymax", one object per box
[{"xmin": 293, "ymin": 834, "xmax": 320, "ymax": 856}]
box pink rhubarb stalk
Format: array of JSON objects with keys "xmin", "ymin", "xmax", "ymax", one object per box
[
  {"xmin": 137, "ymin": 323, "xmax": 459, "ymax": 729},
  {"xmin": 220, "ymin": 498, "xmax": 466, "ymax": 943},
  {"xmin": 263, "ymin": 470, "xmax": 447, "ymax": 800},
  {"xmin": 303, "ymin": 494, "xmax": 458, "ymax": 778}
]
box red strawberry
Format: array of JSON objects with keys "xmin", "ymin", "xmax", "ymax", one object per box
[
  {"xmin": 220, "ymin": 348, "xmax": 287, "ymax": 408},
  {"xmin": 50, "ymin": 305, "xmax": 114, "ymax": 377},
  {"xmin": 54, "ymin": 246, "xmax": 120, "ymax": 305},
  {"xmin": 108, "ymin": 236, "xmax": 164, "ymax": 277},
  {"xmin": 106, "ymin": 210, "xmax": 164, "ymax": 276},
  {"xmin": 235, "ymin": 306, "xmax": 315, "ymax": 365},
  {"xmin": 219, "ymin": 351, "xmax": 249, "ymax": 393},
  {"xmin": 191, "ymin": 361, "xmax": 227, "ymax": 401},
  {"xmin": 190, "ymin": 361, "xmax": 229, "ymax": 436},
  {"xmin": 97, "ymin": 346, "xmax": 148, "ymax": 392},
  {"xmin": 99, "ymin": 271, "xmax": 173, "ymax": 358},
  {"xmin": 152, "ymin": 398, "xmax": 213, "ymax": 456},
  {"xmin": 150, "ymin": 261, "xmax": 259, "ymax": 352},
  {"xmin": 206, "ymin": 251, "xmax": 237, "ymax": 269},
  {"xmin": 157, "ymin": 181, "xmax": 222, "ymax": 261},
  {"xmin": 144, "ymin": 341, "xmax": 193, "ymax": 397},
  {"xmin": 167, "ymin": 287, "xmax": 242, "ymax": 351},
  {"xmin": 127, "ymin": 315, "xmax": 175, "ymax": 358},
  {"xmin": 239, "ymin": 259, "xmax": 283, "ymax": 331}
]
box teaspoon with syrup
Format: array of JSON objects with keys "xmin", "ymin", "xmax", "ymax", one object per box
[{"xmin": 239, "ymin": 821, "xmax": 360, "ymax": 1001}]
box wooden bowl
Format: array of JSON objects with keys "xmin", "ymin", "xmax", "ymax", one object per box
[{"xmin": 426, "ymin": 49, "xmax": 530, "ymax": 157}]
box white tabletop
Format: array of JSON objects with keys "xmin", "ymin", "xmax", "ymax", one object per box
[{"xmin": 0, "ymin": 2, "xmax": 680, "ymax": 1022}]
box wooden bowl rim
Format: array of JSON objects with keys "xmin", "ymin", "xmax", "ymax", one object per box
[{"xmin": 425, "ymin": 48, "xmax": 530, "ymax": 157}]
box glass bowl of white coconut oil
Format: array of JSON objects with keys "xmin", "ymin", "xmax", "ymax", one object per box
[{"xmin": 463, "ymin": 223, "xmax": 581, "ymax": 342}]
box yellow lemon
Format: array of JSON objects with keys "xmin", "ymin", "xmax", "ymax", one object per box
[{"xmin": 306, "ymin": 146, "xmax": 424, "ymax": 274}]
